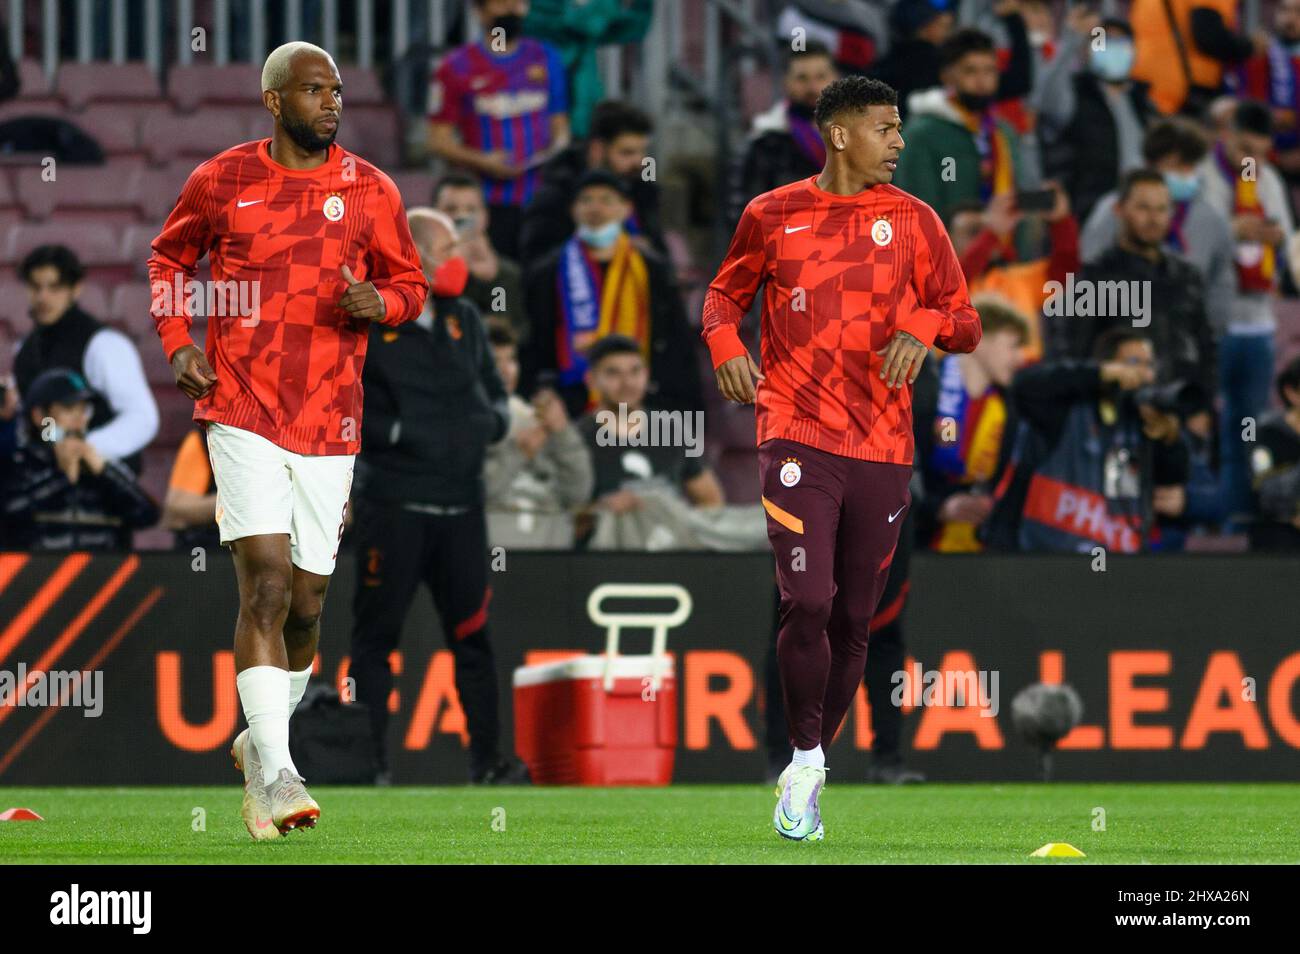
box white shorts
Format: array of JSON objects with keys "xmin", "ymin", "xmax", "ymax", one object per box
[{"xmin": 205, "ymin": 422, "xmax": 355, "ymax": 576}]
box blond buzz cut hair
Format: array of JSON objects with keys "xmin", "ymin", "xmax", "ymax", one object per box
[{"xmin": 261, "ymin": 41, "xmax": 336, "ymax": 93}]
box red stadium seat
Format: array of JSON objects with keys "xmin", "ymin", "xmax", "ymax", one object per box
[
  {"xmin": 150, "ymin": 383, "xmax": 196, "ymax": 445},
  {"xmin": 2, "ymin": 60, "xmax": 63, "ymax": 116},
  {"xmin": 69, "ymin": 105, "xmax": 160, "ymax": 162},
  {"xmin": 14, "ymin": 163, "xmax": 146, "ymax": 223},
  {"xmin": 110, "ymin": 282, "xmax": 159, "ymax": 340},
  {"xmin": 0, "ymin": 278, "xmax": 28, "ymax": 328},
  {"xmin": 77, "ymin": 283, "xmax": 111, "ymax": 323},
  {"xmin": 131, "ymin": 164, "xmax": 194, "ymax": 221},
  {"xmin": 122, "ymin": 222, "xmax": 164, "ymax": 278},
  {"xmin": 16, "ymin": 59, "xmax": 53, "ymax": 99},
  {"xmin": 57, "ymin": 62, "xmax": 163, "ymax": 111},
  {"xmin": 337, "ymin": 106, "xmax": 402, "ymax": 169},
  {"xmin": 167, "ymin": 63, "xmax": 261, "ymax": 111},
  {"xmin": 2, "ymin": 221, "xmax": 132, "ymax": 286},
  {"xmin": 388, "ymin": 169, "xmax": 434, "ymax": 208},
  {"xmin": 139, "ymin": 110, "xmax": 250, "ymax": 165},
  {"xmin": 339, "ymin": 67, "xmax": 387, "ymax": 106}
]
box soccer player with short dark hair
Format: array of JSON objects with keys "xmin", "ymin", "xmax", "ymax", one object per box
[
  {"xmin": 147, "ymin": 42, "xmax": 428, "ymax": 840},
  {"xmin": 703, "ymin": 74, "xmax": 980, "ymax": 841}
]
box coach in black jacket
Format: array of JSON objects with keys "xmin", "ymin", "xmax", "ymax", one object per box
[{"xmin": 350, "ymin": 207, "xmax": 525, "ymax": 786}]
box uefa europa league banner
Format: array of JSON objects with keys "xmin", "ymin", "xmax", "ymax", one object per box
[{"xmin": 0, "ymin": 551, "xmax": 1298, "ymax": 784}]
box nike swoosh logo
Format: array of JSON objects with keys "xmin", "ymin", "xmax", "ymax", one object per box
[
  {"xmin": 255, "ymin": 817, "xmax": 274, "ymax": 829},
  {"xmin": 237, "ymin": 199, "xmax": 262, "ymax": 207},
  {"xmin": 784, "ymin": 225, "xmax": 810, "ymax": 233},
  {"xmin": 888, "ymin": 506, "xmax": 906, "ymax": 523}
]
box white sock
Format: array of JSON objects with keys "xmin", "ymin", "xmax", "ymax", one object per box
[
  {"xmin": 791, "ymin": 745, "xmax": 825, "ymax": 770},
  {"xmin": 236, "ymin": 666, "xmax": 296, "ymax": 786},
  {"xmin": 287, "ymin": 665, "xmax": 313, "ymax": 717}
]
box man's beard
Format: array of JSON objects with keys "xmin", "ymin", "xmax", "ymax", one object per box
[{"xmin": 280, "ymin": 104, "xmax": 338, "ymax": 152}]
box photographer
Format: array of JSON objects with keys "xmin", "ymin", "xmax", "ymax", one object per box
[
  {"xmin": 1, "ymin": 368, "xmax": 159, "ymax": 550},
  {"xmin": 984, "ymin": 328, "xmax": 1192, "ymax": 552}
]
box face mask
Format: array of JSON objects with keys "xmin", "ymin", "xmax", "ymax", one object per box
[
  {"xmin": 1163, "ymin": 171, "xmax": 1200, "ymax": 203},
  {"xmin": 430, "ymin": 255, "xmax": 469, "ymax": 297},
  {"xmin": 1090, "ymin": 40, "xmax": 1134, "ymax": 82},
  {"xmin": 491, "ymin": 13, "xmax": 524, "ymax": 42},
  {"xmin": 576, "ymin": 221, "xmax": 622, "ymax": 249},
  {"xmin": 956, "ymin": 91, "xmax": 993, "ymax": 114}
]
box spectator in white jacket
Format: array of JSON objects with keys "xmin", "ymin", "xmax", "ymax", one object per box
[{"xmin": 12, "ymin": 245, "xmax": 158, "ymax": 473}]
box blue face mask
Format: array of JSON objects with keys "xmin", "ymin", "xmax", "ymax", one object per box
[
  {"xmin": 577, "ymin": 220, "xmax": 622, "ymax": 249},
  {"xmin": 1090, "ymin": 40, "xmax": 1134, "ymax": 82},
  {"xmin": 1164, "ymin": 171, "xmax": 1200, "ymax": 203}
]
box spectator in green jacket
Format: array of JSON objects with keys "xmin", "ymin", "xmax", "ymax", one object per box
[
  {"xmin": 890, "ymin": 27, "xmax": 1041, "ymax": 259},
  {"xmin": 524, "ymin": 0, "xmax": 654, "ymax": 138}
]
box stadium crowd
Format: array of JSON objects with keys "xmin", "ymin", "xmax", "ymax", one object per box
[{"xmin": 2, "ymin": 0, "xmax": 1300, "ymax": 559}]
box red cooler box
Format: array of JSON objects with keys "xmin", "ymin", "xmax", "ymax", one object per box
[{"xmin": 513, "ymin": 654, "xmax": 677, "ymax": 785}]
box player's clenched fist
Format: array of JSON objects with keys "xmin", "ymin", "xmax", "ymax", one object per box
[
  {"xmin": 715, "ymin": 351, "xmax": 765, "ymax": 404},
  {"xmin": 875, "ymin": 330, "xmax": 927, "ymax": 389},
  {"xmin": 338, "ymin": 264, "xmax": 387, "ymax": 320},
  {"xmin": 171, "ymin": 344, "xmax": 218, "ymax": 400}
]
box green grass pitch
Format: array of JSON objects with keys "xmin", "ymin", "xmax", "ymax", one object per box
[{"xmin": 2, "ymin": 783, "xmax": 1298, "ymax": 864}]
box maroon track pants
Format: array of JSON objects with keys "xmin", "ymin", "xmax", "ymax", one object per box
[{"xmin": 758, "ymin": 438, "xmax": 911, "ymax": 753}]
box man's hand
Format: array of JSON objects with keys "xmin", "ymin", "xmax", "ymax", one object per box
[
  {"xmin": 597, "ymin": 489, "xmax": 644, "ymax": 514},
  {"xmin": 715, "ymin": 351, "xmax": 765, "ymax": 404},
  {"xmin": 53, "ymin": 435, "xmax": 84, "ymax": 483},
  {"xmin": 478, "ymin": 150, "xmax": 522, "ymax": 181},
  {"xmin": 985, "ymin": 191, "xmax": 1022, "ymax": 237},
  {"xmin": 876, "ymin": 330, "xmax": 928, "ymax": 389},
  {"xmin": 78, "ymin": 439, "xmax": 106, "ymax": 476},
  {"xmin": 1153, "ymin": 484, "xmax": 1187, "ymax": 517},
  {"xmin": 533, "ymin": 388, "xmax": 570, "ymax": 434},
  {"xmin": 1138, "ymin": 403, "xmax": 1181, "ymax": 444},
  {"xmin": 938, "ymin": 492, "xmax": 994, "ymax": 525},
  {"xmin": 1233, "ymin": 214, "xmax": 1283, "ymax": 245},
  {"xmin": 514, "ymin": 423, "xmax": 548, "ymax": 459},
  {"xmin": 1100, "ymin": 361, "xmax": 1154, "ymax": 391},
  {"xmin": 339, "ymin": 265, "xmax": 387, "ymax": 321},
  {"xmin": 171, "ymin": 344, "xmax": 218, "ymax": 399}
]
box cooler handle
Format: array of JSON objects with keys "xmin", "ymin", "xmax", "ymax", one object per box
[{"xmin": 586, "ymin": 583, "xmax": 693, "ymax": 692}]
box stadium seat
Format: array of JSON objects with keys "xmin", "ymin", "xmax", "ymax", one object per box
[
  {"xmin": 713, "ymin": 448, "xmax": 761, "ymax": 503},
  {"xmin": 0, "ymin": 277, "xmax": 28, "ymax": 328},
  {"xmin": 77, "ymin": 283, "xmax": 111, "ymax": 323},
  {"xmin": 62, "ymin": 108, "xmax": 147, "ymax": 161},
  {"xmin": 337, "ymin": 106, "xmax": 402, "ymax": 169},
  {"xmin": 131, "ymin": 164, "xmax": 193, "ymax": 221},
  {"xmin": 139, "ymin": 109, "xmax": 250, "ymax": 165},
  {"xmin": 4, "ymin": 59, "xmax": 63, "ymax": 115},
  {"xmin": 122, "ymin": 222, "xmax": 164, "ymax": 278},
  {"xmin": 14, "ymin": 163, "xmax": 146, "ymax": 223},
  {"xmin": 166, "ymin": 63, "xmax": 261, "ymax": 111},
  {"xmin": 388, "ymin": 169, "xmax": 434, "ymax": 208},
  {"xmin": 2, "ymin": 221, "xmax": 125, "ymax": 268},
  {"xmin": 110, "ymin": 283, "xmax": 159, "ymax": 340},
  {"xmin": 150, "ymin": 376, "xmax": 194, "ymax": 438},
  {"xmin": 57, "ymin": 62, "xmax": 163, "ymax": 111},
  {"xmin": 339, "ymin": 67, "xmax": 388, "ymax": 106}
]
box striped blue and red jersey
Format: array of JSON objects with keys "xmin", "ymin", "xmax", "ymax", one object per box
[{"xmin": 429, "ymin": 38, "xmax": 568, "ymax": 207}]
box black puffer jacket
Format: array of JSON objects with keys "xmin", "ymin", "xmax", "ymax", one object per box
[
  {"xmin": 354, "ymin": 294, "xmax": 509, "ymax": 508},
  {"xmin": 0, "ymin": 441, "xmax": 158, "ymax": 550}
]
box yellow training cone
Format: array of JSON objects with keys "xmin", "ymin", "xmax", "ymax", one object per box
[{"xmin": 1030, "ymin": 843, "xmax": 1086, "ymax": 858}]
